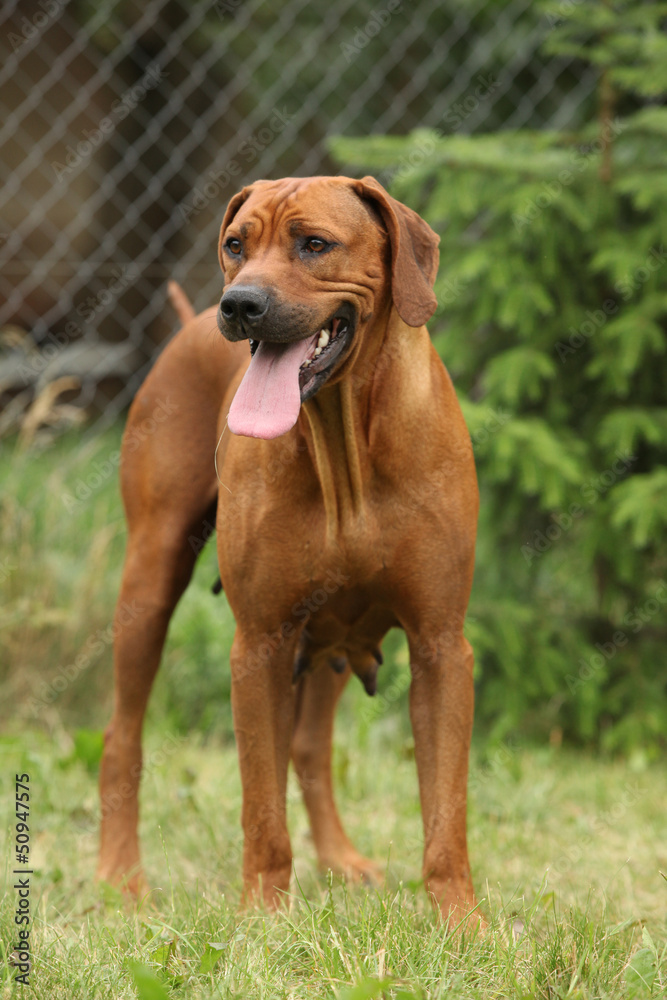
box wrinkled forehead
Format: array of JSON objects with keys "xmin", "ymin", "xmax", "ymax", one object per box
[{"xmin": 230, "ymin": 178, "xmax": 378, "ymax": 238}]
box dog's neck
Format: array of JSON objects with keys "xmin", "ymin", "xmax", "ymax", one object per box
[
  {"xmin": 301, "ymin": 376, "xmax": 365, "ymax": 543},
  {"xmin": 299, "ymin": 301, "xmax": 432, "ymax": 544}
]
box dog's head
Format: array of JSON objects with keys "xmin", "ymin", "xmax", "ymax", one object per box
[{"xmin": 216, "ymin": 175, "xmax": 439, "ymax": 439}]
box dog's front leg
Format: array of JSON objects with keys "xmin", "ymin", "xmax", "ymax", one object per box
[
  {"xmin": 407, "ymin": 630, "xmax": 480, "ymax": 930},
  {"xmin": 230, "ymin": 629, "xmax": 298, "ymax": 909}
]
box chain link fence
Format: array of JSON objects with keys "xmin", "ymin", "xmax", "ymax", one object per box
[{"xmin": 0, "ymin": 0, "xmax": 596, "ymax": 442}]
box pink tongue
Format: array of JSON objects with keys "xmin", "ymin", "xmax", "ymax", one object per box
[{"xmin": 228, "ymin": 336, "xmax": 316, "ymax": 439}]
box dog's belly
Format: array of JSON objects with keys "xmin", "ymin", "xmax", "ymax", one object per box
[
  {"xmin": 301, "ymin": 592, "xmax": 398, "ymax": 646},
  {"xmin": 292, "ymin": 585, "xmax": 399, "ymax": 692}
]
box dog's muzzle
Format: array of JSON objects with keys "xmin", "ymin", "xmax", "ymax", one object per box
[{"xmin": 218, "ymin": 286, "xmax": 357, "ymax": 440}]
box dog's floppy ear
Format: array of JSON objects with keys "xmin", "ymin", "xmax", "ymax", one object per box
[{"xmin": 353, "ymin": 175, "xmax": 440, "ymax": 328}]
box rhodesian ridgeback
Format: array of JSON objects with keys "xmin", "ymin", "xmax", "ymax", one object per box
[{"xmin": 97, "ymin": 175, "xmax": 480, "ymax": 927}]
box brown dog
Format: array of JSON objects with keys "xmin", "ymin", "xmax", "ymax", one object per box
[{"xmin": 97, "ymin": 175, "xmax": 479, "ymax": 927}]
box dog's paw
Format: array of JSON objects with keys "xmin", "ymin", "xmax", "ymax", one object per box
[
  {"xmin": 320, "ymin": 851, "xmax": 383, "ymax": 886},
  {"xmin": 426, "ymin": 878, "xmax": 487, "ymax": 936}
]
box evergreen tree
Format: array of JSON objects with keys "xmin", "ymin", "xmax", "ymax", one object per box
[{"xmin": 331, "ymin": 0, "xmax": 667, "ymax": 753}]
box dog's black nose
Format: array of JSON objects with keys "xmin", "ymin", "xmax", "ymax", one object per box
[{"xmin": 219, "ymin": 286, "xmax": 270, "ymax": 326}]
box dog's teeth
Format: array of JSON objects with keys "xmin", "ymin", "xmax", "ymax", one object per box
[
  {"xmin": 317, "ymin": 330, "xmax": 330, "ymax": 349},
  {"xmin": 314, "ymin": 347, "xmax": 322, "ymax": 357}
]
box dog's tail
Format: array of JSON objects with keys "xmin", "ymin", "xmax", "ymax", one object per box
[{"xmin": 167, "ymin": 280, "xmax": 196, "ymax": 325}]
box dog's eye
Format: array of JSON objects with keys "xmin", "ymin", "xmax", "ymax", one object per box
[
  {"xmin": 226, "ymin": 238, "xmax": 242, "ymax": 255},
  {"xmin": 304, "ymin": 238, "xmax": 327, "ymax": 253}
]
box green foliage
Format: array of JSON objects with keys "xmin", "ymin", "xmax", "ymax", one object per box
[
  {"xmin": 68, "ymin": 728, "xmax": 105, "ymax": 774},
  {"xmin": 128, "ymin": 961, "xmax": 171, "ymax": 1000},
  {"xmin": 337, "ymin": 979, "xmax": 397, "ymax": 1000},
  {"xmin": 623, "ymin": 927, "xmax": 663, "ymax": 999},
  {"xmin": 330, "ymin": 0, "xmax": 667, "ymax": 752},
  {"xmin": 198, "ymin": 941, "xmax": 227, "ymax": 975}
]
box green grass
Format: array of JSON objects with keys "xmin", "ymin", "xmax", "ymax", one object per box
[
  {"xmin": 0, "ymin": 732, "xmax": 665, "ymax": 998},
  {"xmin": 1, "ymin": 427, "xmax": 666, "ymax": 997},
  {"xmin": 0, "ymin": 426, "xmax": 238, "ymax": 738}
]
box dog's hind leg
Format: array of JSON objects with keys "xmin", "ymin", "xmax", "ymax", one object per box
[
  {"xmin": 96, "ymin": 313, "xmax": 240, "ymax": 893},
  {"xmin": 291, "ymin": 663, "xmax": 382, "ymax": 883},
  {"xmin": 97, "ymin": 515, "xmax": 208, "ymax": 892}
]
